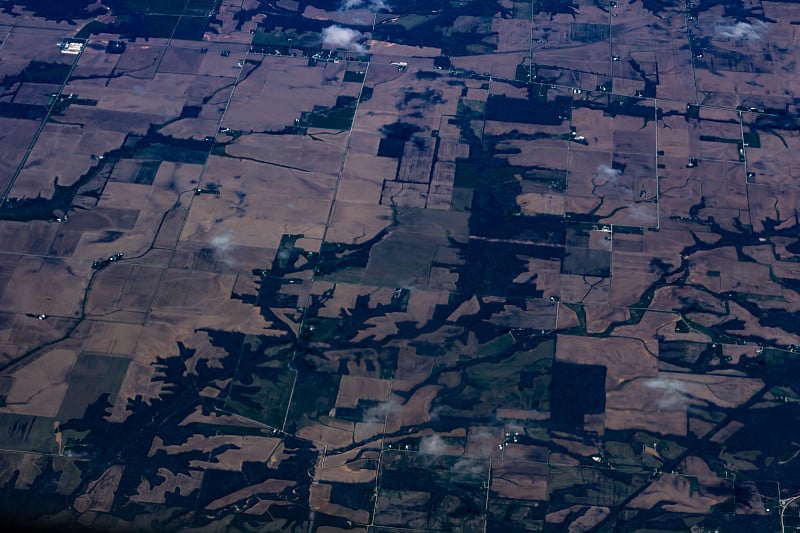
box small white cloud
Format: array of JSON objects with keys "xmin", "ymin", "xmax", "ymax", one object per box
[
  {"xmin": 322, "ymin": 25, "xmax": 367, "ymax": 52},
  {"xmin": 419, "ymin": 435, "xmax": 447, "ymax": 456},
  {"xmin": 210, "ymin": 231, "xmax": 237, "ymax": 266},
  {"xmin": 210, "ymin": 233, "xmax": 233, "ymax": 253},
  {"xmin": 340, "ymin": 0, "xmax": 389, "ymax": 11},
  {"xmin": 716, "ymin": 21, "xmax": 766, "ymax": 41}
]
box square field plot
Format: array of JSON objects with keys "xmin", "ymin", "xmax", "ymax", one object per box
[
  {"xmin": 84, "ymin": 263, "xmax": 163, "ymax": 318},
  {"xmin": 686, "ymin": 107, "xmax": 743, "ymax": 163},
  {"xmin": 742, "ymin": 112, "xmax": 800, "ymax": 188},
  {"xmin": 0, "ymin": 118, "xmax": 41, "ymax": 193},
  {"xmin": 179, "ymin": 155, "xmax": 335, "ymax": 250},
  {"xmin": 690, "ymin": 15, "xmax": 778, "ymax": 107},
  {"xmin": 569, "ymin": 102, "xmax": 656, "ymax": 155},
  {"xmin": 0, "ymin": 27, "xmax": 78, "ymax": 85},
  {"xmin": 0, "ymin": 256, "xmax": 89, "ymax": 316},
  {"xmin": 217, "ymin": 337, "xmax": 296, "ymax": 428},
  {"xmin": 57, "ymin": 352, "xmax": 131, "ymax": 422},
  {"xmin": 222, "ymin": 55, "xmax": 362, "ymax": 132},
  {"xmin": 374, "ymin": 451, "xmax": 488, "ymax": 531}
]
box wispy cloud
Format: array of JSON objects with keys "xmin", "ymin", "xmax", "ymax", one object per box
[
  {"xmin": 622, "ymin": 202, "xmax": 656, "ymax": 224},
  {"xmin": 594, "ymin": 163, "xmax": 639, "ymax": 202},
  {"xmin": 641, "ymin": 377, "xmax": 693, "ymax": 409},
  {"xmin": 716, "ymin": 21, "xmax": 767, "ymax": 41},
  {"xmin": 595, "ymin": 164, "xmax": 621, "ymax": 184},
  {"xmin": 322, "ymin": 25, "xmax": 367, "ymax": 52},
  {"xmin": 363, "ymin": 400, "xmax": 401, "ymax": 423},
  {"xmin": 452, "ymin": 457, "xmax": 487, "ymax": 476}
]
